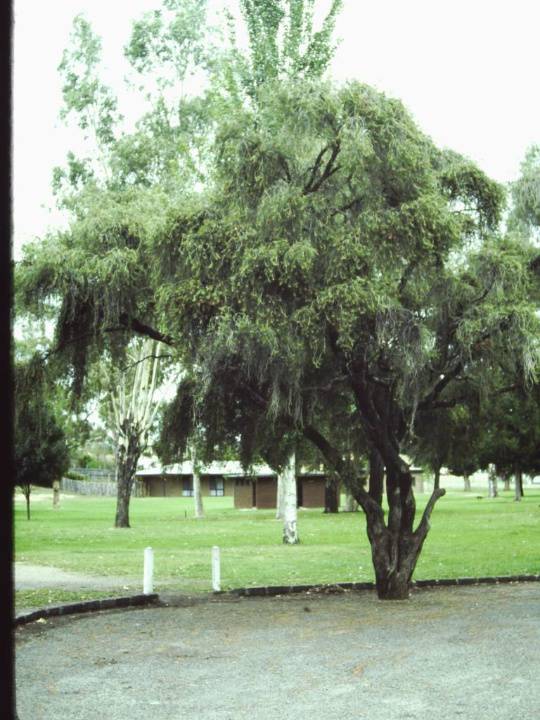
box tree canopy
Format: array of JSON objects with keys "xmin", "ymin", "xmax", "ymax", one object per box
[{"xmin": 15, "ymin": 0, "xmax": 540, "ymax": 597}]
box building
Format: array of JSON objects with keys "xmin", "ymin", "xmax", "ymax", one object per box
[{"xmin": 135, "ymin": 461, "xmax": 336, "ymax": 509}]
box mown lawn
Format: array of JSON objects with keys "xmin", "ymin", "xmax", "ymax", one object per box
[{"xmin": 14, "ymin": 487, "xmax": 540, "ymax": 609}]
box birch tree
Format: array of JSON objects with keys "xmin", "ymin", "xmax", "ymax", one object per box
[
  {"xmin": 281, "ymin": 450, "xmax": 299, "ymax": 544},
  {"xmin": 110, "ymin": 339, "xmax": 162, "ymax": 527}
]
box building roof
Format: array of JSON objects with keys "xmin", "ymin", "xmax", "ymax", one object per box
[{"xmin": 136, "ymin": 460, "xmax": 326, "ymax": 478}]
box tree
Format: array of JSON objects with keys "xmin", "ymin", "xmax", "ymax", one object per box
[
  {"xmin": 109, "ymin": 339, "xmax": 163, "ymax": 527},
  {"xmin": 150, "ymin": 80, "xmax": 538, "ymax": 599},
  {"xmin": 15, "ymin": 363, "xmax": 70, "ymax": 520},
  {"xmin": 16, "ymin": 4, "xmax": 540, "ymax": 598}
]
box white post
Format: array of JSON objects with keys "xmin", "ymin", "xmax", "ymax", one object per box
[
  {"xmin": 212, "ymin": 545, "xmax": 221, "ymax": 592},
  {"xmin": 143, "ymin": 547, "xmax": 154, "ymax": 595}
]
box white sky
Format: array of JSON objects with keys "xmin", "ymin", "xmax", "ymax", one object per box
[{"xmin": 12, "ymin": 0, "xmax": 540, "ymax": 258}]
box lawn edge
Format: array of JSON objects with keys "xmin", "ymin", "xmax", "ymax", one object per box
[
  {"xmin": 14, "ymin": 593, "xmax": 160, "ymax": 625},
  {"xmin": 14, "ymin": 574, "xmax": 540, "ymax": 624},
  {"xmin": 228, "ymin": 574, "xmax": 540, "ymax": 597}
]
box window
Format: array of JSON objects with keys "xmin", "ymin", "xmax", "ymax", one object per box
[
  {"xmin": 182, "ymin": 477, "xmax": 193, "ymax": 497},
  {"xmin": 209, "ymin": 477, "xmax": 224, "ymax": 496}
]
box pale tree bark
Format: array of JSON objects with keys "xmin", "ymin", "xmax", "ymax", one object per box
[
  {"xmin": 111, "ymin": 340, "xmax": 162, "ymax": 528},
  {"xmin": 191, "ymin": 445, "xmax": 204, "ymax": 519},
  {"xmin": 281, "ymin": 450, "xmax": 299, "ymax": 544},
  {"xmin": 52, "ymin": 479, "xmax": 60, "ymax": 509},
  {"xmin": 275, "ymin": 473, "xmax": 284, "ymax": 519},
  {"xmin": 487, "ymin": 464, "xmax": 498, "ymax": 498},
  {"xmin": 463, "ymin": 472, "xmax": 471, "ymax": 492}
]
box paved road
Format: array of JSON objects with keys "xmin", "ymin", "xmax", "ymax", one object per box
[{"xmin": 15, "ymin": 583, "xmax": 540, "ymax": 720}]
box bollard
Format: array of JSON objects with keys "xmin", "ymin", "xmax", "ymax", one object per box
[
  {"xmin": 212, "ymin": 546, "xmax": 221, "ymax": 592},
  {"xmin": 143, "ymin": 547, "xmax": 154, "ymax": 595}
]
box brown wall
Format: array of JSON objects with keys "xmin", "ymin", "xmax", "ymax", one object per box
[
  {"xmin": 300, "ymin": 477, "xmax": 326, "ymax": 508},
  {"xmin": 256, "ymin": 476, "xmax": 277, "ymax": 509},
  {"xmin": 234, "ymin": 478, "xmax": 255, "ymax": 508}
]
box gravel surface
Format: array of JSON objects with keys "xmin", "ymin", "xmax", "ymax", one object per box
[
  {"xmin": 15, "ymin": 583, "xmax": 540, "ymax": 720},
  {"xmin": 14, "ymin": 563, "xmax": 140, "ymax": 591}
]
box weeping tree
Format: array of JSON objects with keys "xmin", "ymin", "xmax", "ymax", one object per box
[
  {"xmin": 15, "ymin": 3, "xmax": 540, "ymax": 598},
  {"xmin": 150, "ymin": 79, "xmax": 539, "ymax": 599}
]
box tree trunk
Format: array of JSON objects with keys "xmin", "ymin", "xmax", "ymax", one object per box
[
  {"xmin": 433, "ymin": 464, "xmax": 441, "ymax": 491},
  {"xmin": 503, "ymin": 475, "xmax": 511, "ymax": 492},
  {"xmin": 488, "ymin": 464, "xmax": 498, "ymax": 498},
  {"xmin": 275, "ymin": 473, "xmax": 284, "ymax": 519},
  {"xmin": 514, "ymin": 467, "xmax": 523, "ymax": 502},
  {"xmin": 114, "ymin": 432, "xmax": 141, "ymax": 528},
  {"xmin": 281, "ymin": 451, "xmax": 299, "ymax": 544},
  {"xmin": 324, "ymin": 476, "xmax": 339, "ymax": 513},
  {"xmin": 24, "ymin": 486, "xmax": 31, "ymax": 520},
  {"xmin": 52, "ymin": 479, "xmax": 60, "ymax": 509},
  {"xmin": 368, "ymin": 448, "xmax": 384, "ymax": 506},
  {"xmin": 360, "ymin": 465, "xmax": 446, "ymax": 600},
  {"xmin": 343, "ymin": 491, "xmax": 358, "ymax": 512},
  {"xmin": 463, "ymin": 473, "xmax": 471, "ymax": 492},
  {"xmin": 193, "ymin": 465, "xmax": 204, "ymax": 518}
]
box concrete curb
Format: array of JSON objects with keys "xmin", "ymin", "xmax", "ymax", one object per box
[
  {"xmin": 229, "ymin": 574, "xmax": 540, "ymax": 597},
  {"xmin": 15, "ymin": 574, "xmax": 540, "ymax": 624},
  {"xmin": 14, "ymin": 593, "xmax": 160, "ymax": 626}
]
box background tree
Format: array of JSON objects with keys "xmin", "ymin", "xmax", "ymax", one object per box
[
  {"xmin": 109, "ymin": 339, "xmax": 163, "ymax": 528},
  {"xmin": 15, "ymin": 363, "xmax": 70, "ymax": 519}
]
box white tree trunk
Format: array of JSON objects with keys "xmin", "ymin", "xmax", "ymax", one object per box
[
  {"xmin": 191, "ymin": 446, "xmax": 204, "ymax": 519},
  {"xmin": 488, "ymin": 464, "xmax": 498, "ymax": 498},
  {"xmin": 463, "ymin": 473, "xmax": 471, "ymax": 492},
  {"xmin": 275, "ymin": 473, "xmax": 284, "ymax": 519},
  {"xmin": 281, "ymin": 451, "xmax": 299, "ymax": 544}
]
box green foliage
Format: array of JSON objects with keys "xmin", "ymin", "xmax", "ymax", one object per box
[
  {"xmin": 15, "ymin": 364, "xmax": 70, "ymax": 502},
  {"xmin": 508, "ymin": 145, "xmax": 540, "ymax": 238}
]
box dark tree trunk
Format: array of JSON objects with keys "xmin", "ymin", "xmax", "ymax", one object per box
[
  {"xmin": 368, "ymin": 448, "xmax": 384, "ymax": 506},
  {"xmin": 433, "ymin": 464, "xmax": 441, "ymax": 491},
  {"xmin": 114, "ymin": 432, "xmax": 141, "ymax": 529},
  {"xmin": 358, "ymin": 464, "xmax": 446, "ymax": 600},
  {"xmin": 324, "ymin": 476, "xmax": 339, "ymax": 513},
  {"xmin": 24, "ymin": 487, "xmax": 31, "ymax": 520},
  {"xmin": 514, "ymin": 467, "xmax": 523, "ymax": 502},
  {"xmin": 503, "ymin": 476, "xmax": 511, "ymax": 492},
  {"xmin": 463, "ymin": 473, "xmax": 471, "ymax": 492}
]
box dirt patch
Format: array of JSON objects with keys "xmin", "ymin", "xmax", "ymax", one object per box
[{"xmin": 15, "ymin": 583, "xmax": 540, "ymax": 720}]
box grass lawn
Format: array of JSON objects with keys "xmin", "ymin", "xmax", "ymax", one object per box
[{"xmin": 14, "ymin": 487, "xmax": 540, "ymax": 610}]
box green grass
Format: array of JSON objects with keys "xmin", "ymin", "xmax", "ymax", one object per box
[{"xmin": 14, "ymin": 487, "xmax": 540, "ymax": 610}]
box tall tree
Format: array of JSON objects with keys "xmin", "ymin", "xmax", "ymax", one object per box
[
  {"xmin": 149, "ymin": 80, "xmax": 538, "ymax": 599},
  {"xmin": 16, "ymin": 5, "xmax": 540, "ymax": 598}
]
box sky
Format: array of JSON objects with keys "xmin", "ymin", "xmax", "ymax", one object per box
[{"xmin": 12, "ymin": 0, "xmax": 540, "ymax": 258}]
